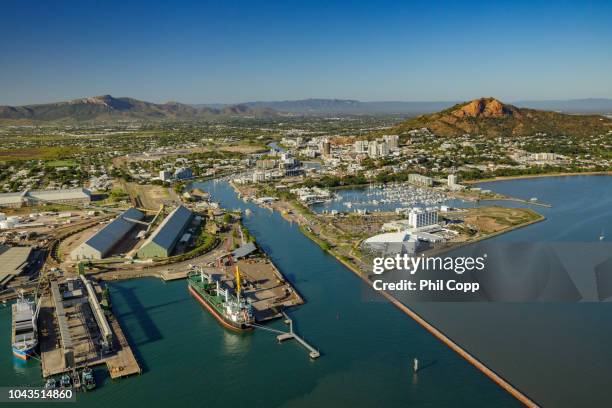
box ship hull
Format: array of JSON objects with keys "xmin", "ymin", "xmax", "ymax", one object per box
[
  {"xmin": 12, "ymin": 345, "xmax": 36, "ymax": 360},
  {"xmin": 188, "ymin": 285, "xmax": 253, "ymax": 332}
]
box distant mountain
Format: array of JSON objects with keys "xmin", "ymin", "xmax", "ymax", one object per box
[
  {"xmin": 201, "ymin": 98, "xmax": 612, "ymax": 115},
  {"xmin": 3, "ymin": 96, "xmax": 611, "ymax": 123},
  {"xmin": 196, "ymin": 99, "xmax": 459, "ymax": 115},
  {"xmin": 393, "ymin": 97, "xmax": 612, "ymax": 137},
  {"xmin": 514, "ymin": 98, "xmax": 612, "ymax": 114},
  {"xmin": 0, "ymin": 95, "xmax": 277, "ymax": 123}
]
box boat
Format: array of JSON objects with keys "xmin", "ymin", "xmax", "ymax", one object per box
[
  {"xmin": 187, "ymin": 266, "xmax": 254, "ymax": 332},
  {"xmin": 11, "ymin": 294, "xmax": 41, "ymax": 360},
  {"xmin": 45, "ymin": 378, "xmax": 57, "ymax": 389},
  {"xmin": 81, "ymin": 367, "xmax": 96, "ymax": 391},
  {"xmin": 600, "ymin": 230, "xmax": 605, "ymax": 241},
  {"xmin": 60, "ymin": 373, "xmax": 72, "ymax": 388}
]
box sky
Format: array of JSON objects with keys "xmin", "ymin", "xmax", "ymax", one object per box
[{"xmin": 1, "ymin": 0, "xmax": 611, "ymax": 105}]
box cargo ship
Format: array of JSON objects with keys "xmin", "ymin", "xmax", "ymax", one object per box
[
  {"xmin": 11, "ymin": 294, "xmax": 40, "ymax": 360},
  {"xmin": 188, "ymin": 266, "xmax": 254, "ymax": 332}
]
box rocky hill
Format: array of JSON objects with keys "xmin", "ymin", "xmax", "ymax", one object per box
[{"xmin": 393, "ymin": 97, "xmax": 612, "ymax": 137}]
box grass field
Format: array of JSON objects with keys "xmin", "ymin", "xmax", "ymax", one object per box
[
  {"xmin": 45, "ymin": 159, "xmax": 77, "ymax": 167},
  {"xmin": 0, "ymin": 147, "xmax": 75, "ymax": 162}
]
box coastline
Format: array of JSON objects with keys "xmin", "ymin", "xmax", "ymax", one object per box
[
  {"xmin": 229, "ymin": 181, "xmax": 540, "ymax": 407},
  {"xmin": 463, "ymin": 170, "xmax": 612, "ymax": 184}
]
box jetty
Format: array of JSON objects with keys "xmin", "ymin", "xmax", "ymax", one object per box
[
  {"xmin": 39, "ymin": 277, "xmax": 140, "ymax": 380},
  {"xmin": 249, "ymin": 312, "xmax": 320, "ymax": 359},
  {"xmin": 195, "ymin": 257, "xmax": 304, "ymax": 323}
]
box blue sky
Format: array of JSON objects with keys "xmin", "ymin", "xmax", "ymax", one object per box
[{"xmin": 1, "ymin": 0, "xmax": 611, "ymax": 105}]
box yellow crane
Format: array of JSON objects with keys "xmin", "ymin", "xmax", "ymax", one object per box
[{"xmin": 235, "ymin": 265, "xmax": 242, "ymax": 297}]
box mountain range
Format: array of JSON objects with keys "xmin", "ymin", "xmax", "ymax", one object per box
[
  {"xmin": 392, "ymin": 97, "xmax": 612, "ymax": 137},
  {"xmin": 198, "ymin": 99, "xmax": 459, "ymax": 115},
  {"xmin": 1, "ymin": 95, "xmax": 612, "ymax": 124},
  {"xmin": 200, "ymin": 98, "xmax": 612, "ymax": 115},
  {"xmin": 0, "ymin": 95, "xmax": 276, "ymax": 124}
]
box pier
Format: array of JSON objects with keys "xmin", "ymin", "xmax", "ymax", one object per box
[
  {"xmin": 39, "ymin": 277, "xmax": 141, "ymax": 380},
  {"xmin": 249, "ymin": 312, "xmax": 320, "ymax": 359},
  {"xmin": 195, "ymin": 257, "xmax": 304, "ymax": 323},
  {"xmin": 160, "ymin": 269, "xmax": 189, "ymax": 281}
]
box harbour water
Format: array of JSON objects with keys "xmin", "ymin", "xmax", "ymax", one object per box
[
  {"xmin": 1, "ymin": 175, "xmax": 611, "ymax": 407},
  {"xmin": 0, "ymin": 180, "xmax": 517, "ymax": 407}
]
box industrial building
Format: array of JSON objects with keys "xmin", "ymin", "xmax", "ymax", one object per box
[
  {"xmin": 137, "ymin": 205, "xmax": 193, "ymax": 259},
  {"xmin": 0, "ymin": 245, "xmax": 33, "ymax": 288},
  {"xmin": 70, "ymin": 208, "xmax": 145, "ymax": 260},
  {"xmin": 0, "ymin": 188, "xmax": 91, "ymax": 208}
]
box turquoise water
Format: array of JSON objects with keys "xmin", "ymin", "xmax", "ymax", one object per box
[
  {"xmin": 0, "ymin": 180, "xmax": 517, "ymax": 407},
  {"xmin": 3, "ymin": 175, "xmax": 611, "ymax": 407}
]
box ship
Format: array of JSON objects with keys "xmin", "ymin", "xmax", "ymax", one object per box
[
  {"xmin": 81, "ymin": 367, "xmax": 96, "ymax": 391},
  {"xmin": 188, "ymin": 266, "xmax": 254, "ymax": 332},
  {"xmin": 11, "ymin": 294, "xmax": 40, "ymax": 360}
]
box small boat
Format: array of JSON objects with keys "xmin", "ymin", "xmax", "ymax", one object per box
[
  {"xmin": 600, "ymin": 230, "xmax": 605, "ymax": 241},
  {"xmin": 45, "ymin": 378, "xmax": 57, "ymax": 389},
  {"xmin": 81, "ymin": 367, "xmax": 96, "ymax": 391},
  {"xmin": 60, "ymin": 373, "xmax": 72, "ymax": 388}
]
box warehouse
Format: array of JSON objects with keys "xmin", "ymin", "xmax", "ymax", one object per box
[
  {"xmin": 0, "ymin": 245, "xmax": 33, "ymax": 288},
  {"xmin": 0, "ymin": 192, "xmax": 28, "ymax": 208},
  {"xmin": 70, "ymin": 208, "xmax": 144, "ymax": 260},
  {"xmin": 0, "ymin": 188, "xmax": 91, "ymax": 208},
  {"xmin": 27, "ymin": 188, "xmax": 91, "ymax": 206},
  {"xmin": 137, "ymin": 206, "xmax": 193, "ymax": 259}
]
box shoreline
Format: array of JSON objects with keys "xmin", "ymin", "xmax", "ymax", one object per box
[
  {"xmin": 464, "ymin": 170, "xmax": 612, "ymax": 184},
  {"xmin": 229, "ymin": 181, "xmax": 539, "ymax": 407}
]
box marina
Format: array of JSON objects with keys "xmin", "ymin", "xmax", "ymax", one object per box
[
  {"xmin": 0, "ymin": 176, "xmax": 611, "ymax": 407},
  {"xmin": 310, "ymin": 183, "xmax": 465, "ymax": 214}
]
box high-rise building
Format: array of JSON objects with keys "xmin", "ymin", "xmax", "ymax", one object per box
[
  {"xmin": 321, "ymin": 139, "xmax": 331, "ymax": 157},
  {"xmin": 408, "ymin": 208, "xmax": 438, "ymax": 228},
  {"xmin": 448, "ymin": 174, "xmax": 457, "ymax": 187},
  {"xmin": 354, "ymin": 140, "xmax": 368, "ymax": 154},
  {"xmin": 174, "ymin": 167, "xmax": 193, "ymax": 180},
  {"xmin": 377, "ymin": 141, "xmax": 389, "ymax": 157},
  {"xmin": 383, "ymin": 134, "xmax": 399, "ymax": 150},
  {"xmin": 408, "ymin": 173, "xmax": 433, "ymax": 187},
  {"xmin": 368, "ymin": 140, "xmax": 379, "ymax": 158}
]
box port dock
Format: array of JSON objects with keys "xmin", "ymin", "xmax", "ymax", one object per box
[
  {"xmin": 39, "ymin": 276, "xmax": 141, "ymax": 380},
  {"xmin": 195, "ymin": 257, "xmax": 303, "ymax": 323}
]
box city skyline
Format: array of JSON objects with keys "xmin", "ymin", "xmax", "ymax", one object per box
[{"xmin": 1, "ymin": 0, "xmax": 611, "ymax": 105}]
